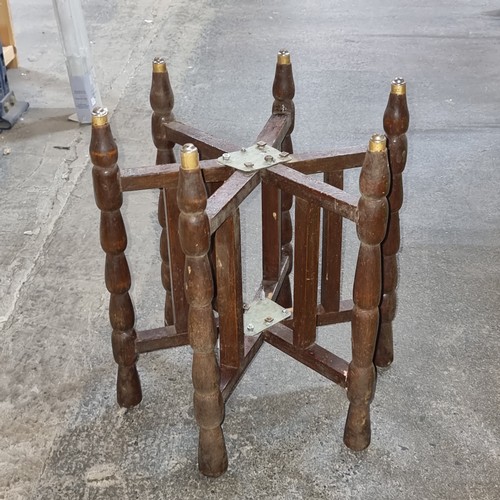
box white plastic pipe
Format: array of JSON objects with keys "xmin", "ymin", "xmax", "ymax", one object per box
[{"xmin": 52, "ymin": 0, "xmax": 102, "ymax": 123}]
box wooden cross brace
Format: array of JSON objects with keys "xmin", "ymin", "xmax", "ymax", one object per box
[{"xmin": 90, "ymin": 50, "xmax": 409, "ymax": 477}]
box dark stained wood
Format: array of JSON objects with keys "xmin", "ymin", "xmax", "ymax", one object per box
[
  {"xmin": 90, "ymin": 111, "xmax": 142, "ymax": 408},
  {"xmin": 91, "ymin": 54, "xmax": 409, "ymax": 475},
  {"xmin": 282, "ymin": 300, "xmax": 354, "ymax": 330},
  {"xmin": 321, "ymin": 171, "xmax": 344, "ymax": 312},
  {"xmin": 166, "ymin": 120, "xmax": 239, "ymax": 158},
  {"xmin": 206, "ymin": 171, "xmax": 261, "ymax": 234},
  {"xmin": 287, "ymin": 147, "xmax": 365, "ymax": 174},
  {"xmin": 216, "ymin": 212, "xmax": 245, "ymax": 368},
  {"xmin": 150, "ymin": 57, "xmax": 176, "ymax": 327},
  {"xmin": 271, "ymin": 50, "xmax": 295, "ymax": 308},
  {"xmin": 255, "ymin": 113, "xmax": 292, "ymax": 148},
  {"xmin": 261, "ymin": 180, "xmax": 281, "ymax": 282},
  {"xmin": 375, "ymin": 78, "xmax": 410, "ymax": 368},
  {"xmin": 264, "ymin": 323, "xmax": 348, "ymax": 387},
  {"xmin": 292, "ymin": 198, "xmax": 321, "ymax": 349},
  {"xmin": 316, "ymin": 300, "xmax": 354, "ymax": 326},
  {"xmin": 135, "ymin": 326, "xmax": 189, "ymax": 353},
  {"xmin": 177, "ymin": 144, "xmax": 228, "ymax": 477},
  {"xmin": 166, "ymin": 190, "xmax": 188, "ymax": 333},
  {"xmin": 262, "ymin": 164, "xmax": 358, "ymax": 222},
  {"xmin": 120, "ymin": 160, "xmax": 232, "ymax": 192},
  {"xmin": 343, "ymin": 135, "xmax": 390, "ymax": 451}
]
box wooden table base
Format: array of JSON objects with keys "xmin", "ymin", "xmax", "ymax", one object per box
[{"xmin": 90, "ymin": 50, "xmax": 409, "ymax": 477}]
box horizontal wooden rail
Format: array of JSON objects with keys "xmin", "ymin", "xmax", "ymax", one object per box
[
  {"xmin": 165, "ymin": 120, "xmax": 239, "ymax": 157},
  {"xmin": 262, "ymin": 164, "xmax": 359, "ymax": 222},
  {"xmin": 264, "ymin": 323, "xmax": 349, "ymax": 387},
  {"xmin": 255, "ymin": 113, "xmax": 292, "ymax": 148},
  {"xmin": 288, "ymin": 147, "xmax": 365, "ymax": 174},
  {"xmin": 206, "ymin": 171, "xmax": 261, "ymax": 234},
  {"xmin": 135, "ymin": 326, "xmax": 189, "ymax": 353},
  {"xmin": 221, "ymin": 334, "xmax": 266, "ymax": 401},
  {"xmin": 120, "ymin": 160, "xmax": 232, "ymax": 192}
]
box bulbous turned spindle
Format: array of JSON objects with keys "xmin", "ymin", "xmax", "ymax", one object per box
[
  {"xmin": 344, "ymin": 134, "xmax": 390, "ymax": 450},
  {"xmin": 375, "ymin": 77, "xmax": 410, "ymax": 368},
  {"xmin": 90, "ymin": 107, "xmax": 142, "ymax": 408},
  {"xmin": 273, "ymin": 49, "xmax": 295, "ymax": 308},
  {"xmin": 177, "ymin": 144, "xmax": 228, "ymax": 477},
  {"xmin": 151, "ymin": 57, "xmax": 176, "ymax": 326}
]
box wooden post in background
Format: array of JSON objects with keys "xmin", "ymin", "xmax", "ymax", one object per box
[
  {"xmin": 150, "ymin": 57, "xmax": 176, "ymax": 327},
  {"xmin": 375, "ymin": 78, "xmax": 409, "ymax": 367},
  {"xmin": 273, "ymin": 49, "xmax": 295, "ymax": 308}
]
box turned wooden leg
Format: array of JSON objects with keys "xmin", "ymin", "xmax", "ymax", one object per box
[
  {"xmin": 151, "ymin": 57, "xmax": 176, "ymax": 326},
  {"xmin": 273, "ymin": 49, "xmax": 295, "ymax": 308},
  {"xmin": 375, "ymin": 78, "xmax": 410, "ymax": 368},
  {"xmin": 90, "ymin": 108, "xmax": 142, "ymax": 408},
  {"xmin": 344, "ymin": 134, "xmax": 390, "ymax": 450},
  {"xmin": 177, "ymin": 144, "xmax": 228, "ymax": 477}
]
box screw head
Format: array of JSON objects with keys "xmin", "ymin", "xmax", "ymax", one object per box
[
  {"xmin": 243, "ymin": 303, "xmax": 249, "ymax": 311},
  {"xmin": 256, "ymin": 141, "xmax": 267, "ymax": 149},
  {"xmin": 222, "ymin": 153, "xmax": 231, "ymax": 161},
  {"xmin": 264, "ymin": 316, "xmax": 274, "ymax": 324},
  {"xmin": 240, "ymin": 147, "xmax": 247, "ymax": 152},
  {"xmin": 246, "ymin": 323, "xmax": 254, "ymax": 332},
  {"xmin": 279, "ymin": 151, "xmax": 290, "ymax": 158},
  {"xmin": 264, "ymin": 155, "xmax": 274, "ymax": 162},
  {"xmin": 244, "ymin": 161, "xmax": 254, "ymax": 169}
]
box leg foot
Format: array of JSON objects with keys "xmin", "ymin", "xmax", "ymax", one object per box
[
  {"xmin": 198, "ymin": 427, "xmax": 228, "ymax": 477},
  {"xmin": 343, "ymin": 404, "xmax": 371, "ymax": 451}
]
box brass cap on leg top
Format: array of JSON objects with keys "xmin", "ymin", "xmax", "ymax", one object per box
[
  {"xmin": 277, "ymin": 49, "xmax": 291, "ymax": 65},
  {"xmin": 180, "ymin": 143, "xmax": 199, "ymax": 170},
  {"xmin": 91, "ymin": 107, "xmax": 109, "ymax": 127},
  {"xmin": 391, "ymin": 77, "xmax": 406, "ymax": 95},
  {"xmin": 153, "ymin": 56, "xmax": 167, "ymax": 73},
  {"xmin": 369, "ymin": 133, "xmax": 387, "ymax": 153}
]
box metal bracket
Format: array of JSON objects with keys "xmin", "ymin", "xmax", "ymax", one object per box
[
  {"xmin": 217, "ymin": 141, "xmax": 293, "ymax": 172},
  {"xmin": 243, "ymin": 297, "xmax": 291, "ymax": 335}
]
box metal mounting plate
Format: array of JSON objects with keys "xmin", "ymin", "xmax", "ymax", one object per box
[
  {"xmin": 217, "ymin": 142, "xmax": 293, "ymax": 172},
  {"xmin": 243, "ymin": 297, "xmax": 291, "ymax": 335}
]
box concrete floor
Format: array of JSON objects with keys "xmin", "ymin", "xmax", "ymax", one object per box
[{"xmin": 1, "ymin": 0, "xmax": 499, "ymax": 498}]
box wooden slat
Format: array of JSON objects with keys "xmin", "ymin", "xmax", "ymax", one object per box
[
  {"xmin": 120, "ymin": 160, "xmax": 232, "ymax": 192},
  {"xmin": 316, "ymin": 299, "xmax": 354, "ymax": 326},
  {"xmin": 264, "ymin": 323, "xmax": 348, "ymax": 387},
  {"xmin": 288, "ymin": 147, "xmax": 365, "ymax": 174},
  {"xmin": 281, "ymin": 299, "xmax": 353, "ymax": 329},
  {"xmin": 165, "ymin": 188, "xmax": 188, "ymax": 333},
  {"xmin": 261, "ymin": 180, "xmax": 281, "ymax": 282},
  {"xmin": 321, "ymin": 171, "xmax": 344, "ymax": 312},
  {"xmin": 165, "ymin": 120, "xmax": 239, "ymax": 158},
  {"xmin": 263, "ymin": 164, "xmax": 359, "ymax": 222},
  {"xmin": 292, "ymin": 198, "xmax": 321, "ymax": 349},
  {"xmin": 135, "ymin": 326, "xmax": 189, "ymax": 353},
  {"xmin": 255, "ymin": 113, "xmax": 292, "ymax": 148},
  {"xmin": 216, "ymin": 212, "xmax": 245, "ymax": 368},
  {"xmin": 206, "ymin": 171, "xmax": 261, "ymax": 234}
]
